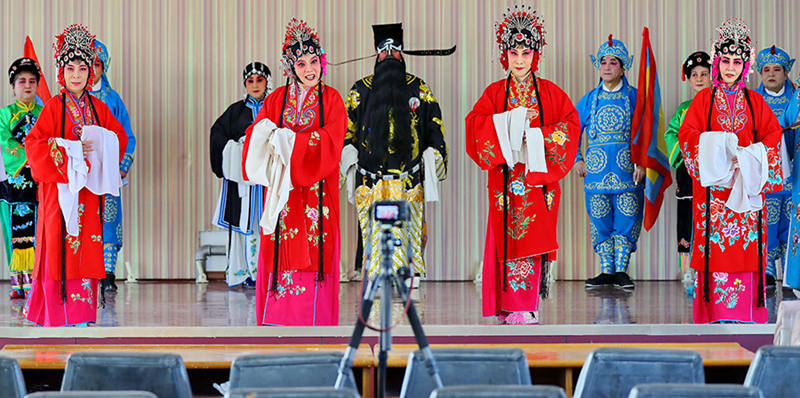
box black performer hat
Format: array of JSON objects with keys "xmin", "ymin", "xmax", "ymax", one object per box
[
  {"xmin": 373, "ymin": 23, "xmax": 403, "ymax": 53},
  {"xmin": 8, "ymin": 57, "xmax": 41, "ymax": 85},
  {"xmin": 682, "ymin": 51, "xmax": 711, "ymax": 81},
  {"xmin": 242, "ymin": 61, "xmax": 271, "ymax": 83}
]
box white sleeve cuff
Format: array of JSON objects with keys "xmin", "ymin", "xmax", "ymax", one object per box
[
  {"xmin": 524, "ymin": 127, "xmax": 548, "ymax": 173},
  {"xmin": 491, "ymin": 107, "xmax": 528, "ymax": 167},
  {"xmin": 698, "ymin": 131, "xmax": 738, "ymax": 187},
  {"xmin": 340, "ymin": 144, "xmax": 359, "ymax": 204}
]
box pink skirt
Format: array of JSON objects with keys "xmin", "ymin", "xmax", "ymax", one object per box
[
  {"xmin": 482, "ymin": 221, "xmax": 542, "ymax": 316},
  {"xmin": 24, "ymin": 278, "xmax": 98, "ymax": 327},
  {"xmin": 693, "ymin": 270, "xmax": 767, "ymax": 324},
  {"xmin": 255, "ymin": 233, "xmax": 340, "ymax": 326}
]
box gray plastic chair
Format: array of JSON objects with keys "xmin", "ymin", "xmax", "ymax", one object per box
[
  {"xmin": 430, "ymin": 384, "xmax": 566, "ymax": 398},
  {"xmin": 628, "ymin": 383, "xmax": 763, "ymax": 397},
  {"xmin": 573, "ymin": 348, "xmax": 705, "ymax": 398},
  {"xmin": 0, "ymin": 356, "xmax": 26, "ymax": 398},
  {"xmin": 399, "ymin": 348, "xmax": 531, "ymax": 398},
  {"xmin": 229, "ymin": 352, "xmax": 357, "ymax": 391},
  {"xmin": 227, "ymin": 387, "xmax": 360, "ymax": 397},
  {"xmin": 61, "ymin": 352, "xmax": 191, "ymax": 398},
  {"xmin": 744, "ymin": 345, "xmax": 800, "ymax": 398},
  {"xmin": 26, "ymin": 392, "xmax": 157, "ymax": 398}
]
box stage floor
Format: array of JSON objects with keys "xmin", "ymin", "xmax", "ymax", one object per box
[{"xmin": 0, "ymin": 279, "xmax": 795, "ymax": 327}]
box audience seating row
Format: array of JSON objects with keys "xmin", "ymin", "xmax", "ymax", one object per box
[{"xmin": 0, "ymin": 345, "xmax": 797, "ymax": 397}]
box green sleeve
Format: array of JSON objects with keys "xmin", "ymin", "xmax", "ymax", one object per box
[
  {"xmin": 664, "ymin": 100, "xmax": 690, "ymax": 169},
  {"xmin": 0, "ymin": 106, "xmax": 27, "ymax": 177}
]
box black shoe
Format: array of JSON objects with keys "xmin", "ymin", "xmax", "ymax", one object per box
[
  {"xmin": 614, "ymin": 272, "xmax": 635, "ymax": 289},
  {"xmin": 585, "ymin": 273, "xmax": 615, "ymax": 288},
  {"xmin": 102, "ymin": 272, "xmax": 118, "ymax": 292},
  {"xmin": 242, "ymin": 277, "xmax": 256, "ymax": 289},
  {"xmin": 766, "ymin": 274, "xmax": 777, "ymax": 290}
]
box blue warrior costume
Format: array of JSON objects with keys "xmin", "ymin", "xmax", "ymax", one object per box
[
  {"xmin": 90, "ymin": 40, "xmax": 136, "ymax": 290},
  {"xmin": 754, "ymin": 46, "xmax": 795, "ymax": 281},
  {"xmin": 576, "ymin": 37, "xmax": 642, "ymax": 285},
  {"xmin": 781, "ymin": 76, "xmax": 800, "ymax": 292}
]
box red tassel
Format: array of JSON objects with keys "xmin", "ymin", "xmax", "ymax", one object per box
[
  {"xmin": 681, "ymin": 68, "xmax": 686, "ymax": 81},
  {"xmin": 608, "ymin": 34, "xmax": 613, "ymax": 47},
  {"xmin": 770, "ymin": 45, "xmax": 776, "ymax": 54}
]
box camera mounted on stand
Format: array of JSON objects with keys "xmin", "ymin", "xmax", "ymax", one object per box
[{"xmin": 335, "ymin": 199, "xmax": 442, "ymax": 397}]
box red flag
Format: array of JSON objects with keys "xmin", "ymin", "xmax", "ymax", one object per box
[
  {"xmin": 630, "ymin": 27, "xmax": 673, "ymax": 231},
  {"xmin": 24, "ymin": 36, "xmax": 52, "ymax": 102}
]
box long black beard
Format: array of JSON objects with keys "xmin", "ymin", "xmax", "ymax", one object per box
[{"xmin": 363, "ymin": 58, "xmax": 413, "ymax": 167}]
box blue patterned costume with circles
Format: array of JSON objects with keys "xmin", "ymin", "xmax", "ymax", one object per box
[
  {"xmin": 576, "ymin": 77, "xmax": 643, "ymax": 273},
  {"xmin": 755, "ymin": 81, "xmax": 795, "ymax": 277}
]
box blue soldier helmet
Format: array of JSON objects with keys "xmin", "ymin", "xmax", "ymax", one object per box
[
  {"xmin": 755, "ymin": 45, "xmax": 794, "ymax": 73},
  {"xmin": 590, "ymin": 34, "xmax": 633, "ymax": 71}
]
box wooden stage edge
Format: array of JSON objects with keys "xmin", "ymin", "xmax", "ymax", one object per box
[{"xmin": 0, "ymin": 324, "xmax": 776, "ymax": 352}]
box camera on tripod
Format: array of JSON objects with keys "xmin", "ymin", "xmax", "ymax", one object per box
[{"xmin": 373, "ymin": 200, "xmax": 410, "ymax": 225}]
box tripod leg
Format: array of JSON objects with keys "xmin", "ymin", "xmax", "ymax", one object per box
[
  {"xmin": 391, "ymin": 269, "xmax": 444, "ymax": 389},
  {"xmin": 335, "ymin": 277, "xmax": 380, "ymax": 389}
]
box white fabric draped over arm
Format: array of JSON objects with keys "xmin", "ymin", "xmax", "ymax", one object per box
[
  {"xmin": 523, "ymin": 127, "xmax": 548, "ymax": 173},
  {"xmin": 81, "ymin": 125, "xmax": 122, "ymax": 197},
  {"xmin": 698, "ymin": 131, "xmax": 738, "ymax": 187},
  {"xmin": 54, "ymin": 138, "xmax": 88, "ymax": 236},
  {"xmin": 727, "ymin": 142, "xmax": 768, "ymax": 213},
  {"xmin": 244, "ymin": 118, "xmax": 296, "ymax": 234},
  {"xmin": 491, "ymin": 106, "xmax": 527, "ymax": 167}
]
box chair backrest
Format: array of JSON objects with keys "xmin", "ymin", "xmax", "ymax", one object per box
[
  {"xmin": 229, "ymin": 352, "xmax": 357, "ymax": 390},
  {"xmin": 227, "ymin": 387, "xmax": 360, "ymax": 398},
  {"xmin": 430, "ymin": 385, "xmax": 567, "ymax": 398},
  {"xmin": 61, "ymin": 352, "xmax": 192, "ymax": 398},
  {"xmin": 744, "ymin": 345, "xmax": 800, "ymax": 398},
  {"xmin": 573, "ymin": 348, "xmax": 705, "ymax": 398},
  {"xmin": 628, "ymin": 383, "xmax": 763, "ymax": 398},
  {"xmin": 0, "ymin": 356, "xmax": 26, "ymax": 398},
  {"xmin": 399, "ymin": 348, "xmax": 531, "ymax": 398},
  {"xmin": 26, "ymin": 392, "xmax": 158, "ymax": 398}
]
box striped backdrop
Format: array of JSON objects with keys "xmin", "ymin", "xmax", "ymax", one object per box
[{"xmin": 0, "ymin": 0, "xmax": 798, "ymax": 281}]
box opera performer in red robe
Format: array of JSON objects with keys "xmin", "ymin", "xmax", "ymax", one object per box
[
  {"xmin": 678, "ymin": 18, "xmax": 783, "ymax": 323},
  {"xmin": 23, "ymin": 25, "xmax": 127, "ymax": 326},
  {"xmin": 242, "ymin": 18, "xmax": 346, "ymax": 326},
  {"xmin": 465, "ymin": 6, "xmax": 580, "ymax": 325}
]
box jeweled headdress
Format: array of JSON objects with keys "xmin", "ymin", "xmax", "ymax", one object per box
[
  {"xmin": 52, "ymin": 24, "xmax": 97, "ymax": 87},
  {"xmin": 590, "ymin": 34, "xmax": 633, "ymax": 70},
  {"xmin": 280, "ymin": 18, "xmax": 326, "ymax": 79},
  {"xmin": 713, "ymin": 18, "xmax": 753, "ymax": 62},
  {"xmin": 495, "ymin": 5, "xmax": 547, "ymax": 72},
  {"xmin": 711, "ymin": 18, "xmax": 754, "ymax": 88}
]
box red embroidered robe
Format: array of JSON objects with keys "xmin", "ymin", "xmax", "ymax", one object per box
[
  {"xmin": 465, "ymin": 76, "xmax": 580, "ymax": 316},
  {"xmin": 678, "ymin": 87, "xmax": 783, "ymax": 275},
  {"xmin": 242, "ymin": 82, "xmax": 346, "ymax": 325},
  {"xmin": 25, "ymin": 90, "xmax": 127, "ymax": 281}
]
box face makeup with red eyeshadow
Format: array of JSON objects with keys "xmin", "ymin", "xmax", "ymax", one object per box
[
  {"xmin": 719, "ymin": 54, "xmax": 744, "ymax": 86},
  {"xmin": 507, "ymin": 45, "xmax": 534, "ymax": 81},
  {"xmin": 64, "ymin": 59, "xmax": 90, "ymax": 96},
  {"xmin": 293, "ymin": 53, "xmax": 321, "ymax": 89}
]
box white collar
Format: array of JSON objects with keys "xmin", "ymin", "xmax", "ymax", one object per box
[
  {"xmin": 765, "ymin": 86, "xmax": 785, "ymax": 97},
  {"xmin": 602, "ymin": 80, "xmax": 623, "ymax": 93},
  {"xmin": 92, "ymin": 81, "xmax": 101, "ymax": 92}
]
